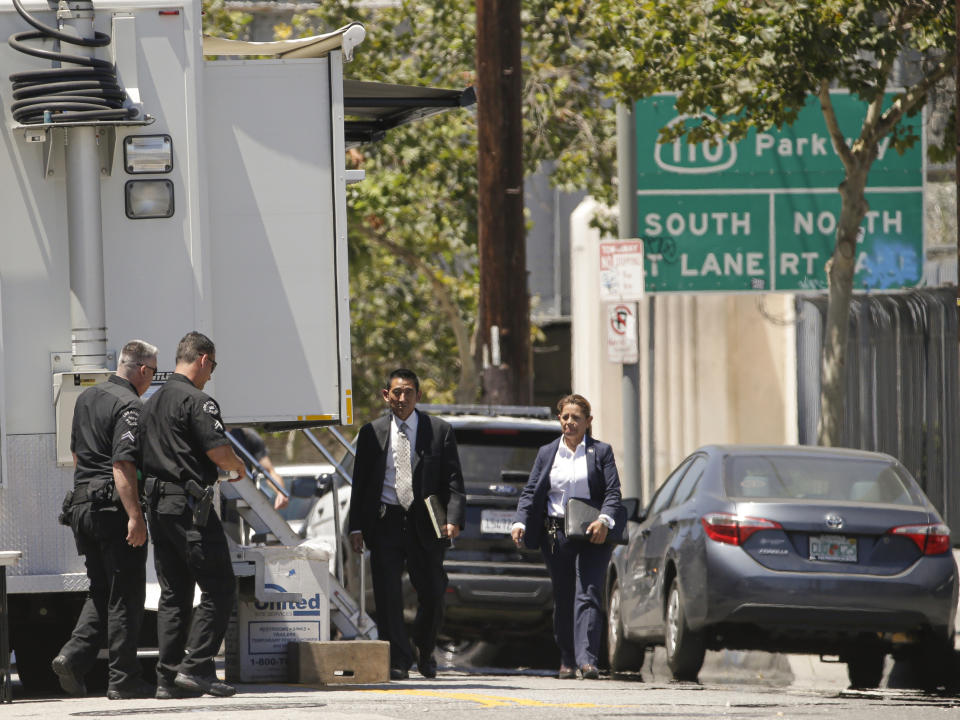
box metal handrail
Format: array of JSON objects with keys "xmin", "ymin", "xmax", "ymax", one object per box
[
  {"xmin": 301, "ymin": 428, "xmax": 353, "ymax": 586},
  {"xmin": 226, "ymin": 432, "xmax": 290, "ymax": 500},
  {"xmin": 303, "ymin": 428, "xmax": 354, "ymax": 486},
  {"xmin": 327, "ymin": 426, "xmax": 356, "ymax": 458}
]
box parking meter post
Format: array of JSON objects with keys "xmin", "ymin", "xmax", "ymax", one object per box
[{"xmin": 330, "ymin": 470, "xmax": 344, "ymax": 586}]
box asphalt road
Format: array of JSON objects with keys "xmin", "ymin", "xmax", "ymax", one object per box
[
  {"xmin": 5, "ymin": 667, "xmax": 960, "ymax": 720},
  {"xmin": 6, "ymin": 648, "xmax": 960, "ymax": 720}
]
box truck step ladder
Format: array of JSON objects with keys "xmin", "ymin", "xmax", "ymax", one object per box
[{"xmin": 221, "ymin": 441, "xmax": 377, "ymax": 640}]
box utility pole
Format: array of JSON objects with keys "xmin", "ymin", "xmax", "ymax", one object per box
[{"xmin": 476, "ymin": 0, "xmax": 531, "ymax": 404}]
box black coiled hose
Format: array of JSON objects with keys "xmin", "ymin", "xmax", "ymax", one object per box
[{"xmin": 8, "ymin": 0, "xmax": 137, "ymax": 124}]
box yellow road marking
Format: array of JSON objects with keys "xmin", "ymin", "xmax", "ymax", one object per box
[{"xmin": 359, "ymin": 688, "xmax": 629, "ymax": 709}]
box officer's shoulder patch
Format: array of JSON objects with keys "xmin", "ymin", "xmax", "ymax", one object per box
[
  {"xmin": 121, "ymin": 409, "xmax": 139, "ymax": 426},
  {"xmin": 202, "ymin": 399, "xmax": 219, "ymax": 415}
]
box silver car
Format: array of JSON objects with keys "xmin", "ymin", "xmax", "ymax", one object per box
[{"xmin": 606, "ymin": 445, "xmax": 957, "ymax": 688}]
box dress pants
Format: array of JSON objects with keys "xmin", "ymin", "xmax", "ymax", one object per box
[
  {"xmin": 60, "ymin": 504, "xmax": 148, "ymax": 691},
  {"xmin": 541, "ymin": 526, "xmax": 612, "ymax": 669},
  {"xmin": 368, "ymin": 504, "xmax": 447, "ymax": 671},
  {"xmin": 147, "ymin": 506, "xmax": 235, "ymax": 685}
]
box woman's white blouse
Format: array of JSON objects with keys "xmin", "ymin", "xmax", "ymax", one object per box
[{"xmin": 546, "ymin": 438, "xmax": 589, "ymax": 518}]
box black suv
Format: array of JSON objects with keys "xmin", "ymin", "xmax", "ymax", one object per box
[
  {"xmin": 433, "ymin": 405, "xmax": 560, "ymax": 643},
  {"xmin": 337, "ymin": 405, "xmax": 561, "ymax": 649}
]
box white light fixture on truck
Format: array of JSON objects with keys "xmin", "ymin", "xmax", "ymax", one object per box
[
  {"xmin": 125, "ymin": 179, "xmax": 174, "ymax": 218},
  {"xmin": 124, "ymin": 135, "xmax": 173, "ymax": 173}
]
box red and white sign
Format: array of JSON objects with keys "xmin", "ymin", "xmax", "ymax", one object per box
[
  {"xmin": 606, "ymin": 302, "xmax": 638, "ymax": 364},
  {"xmin": 599, "ymin": 239, "xmax": 644, "ymax": 301}
]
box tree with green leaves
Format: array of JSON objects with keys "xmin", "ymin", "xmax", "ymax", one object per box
[
  {"xmin": 591, "ymin": 0, "xmax": 955, "ymax": 445},
  {"xmin": 267, "ymin": 0, "xmax": 618, "ymax": 425}
]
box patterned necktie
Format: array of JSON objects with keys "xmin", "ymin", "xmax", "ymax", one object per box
[{"xmin": 395, "ymin": 421, "xmax": 414, "ymax": 510}]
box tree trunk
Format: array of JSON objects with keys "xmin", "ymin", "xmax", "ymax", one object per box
[{"xmin": 817, "ymin": 171, "xmax": 870, "ymax": 447}]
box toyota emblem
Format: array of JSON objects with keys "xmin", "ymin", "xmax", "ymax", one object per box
[{"xmin": 824, "ymin": 513, "xmax": 844, "ymax": 530}]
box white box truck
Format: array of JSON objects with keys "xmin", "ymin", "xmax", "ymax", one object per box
[{"xmin": 0, "ymin": 0, "xmax": 472, "ymax": 691}]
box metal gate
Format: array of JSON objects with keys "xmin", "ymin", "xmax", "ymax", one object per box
[{"xmin": 796, "ymin": 289, "xmax": 960, "ymax": 529}]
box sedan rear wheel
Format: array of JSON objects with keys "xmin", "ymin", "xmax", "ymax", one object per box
[
  {"xmin": 664, "ymin": 578, "xmax": 704, "ymax": 681},
  {"xmin": 607, "ymin": 578, "xmax": 644, "ymax": 672}
]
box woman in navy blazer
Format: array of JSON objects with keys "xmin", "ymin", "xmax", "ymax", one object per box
[{"xmin": 511, "ymin": 394, "xmax": 623, "ymax": 680}]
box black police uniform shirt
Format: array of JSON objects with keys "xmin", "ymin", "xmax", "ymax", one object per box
[
  {"xmin": 71, "ymin": 374, "xmax": 141, "ymax": 487},
  {"xmin": 139, "ymin": 373, "xmax": 231, "ymax": 488}
]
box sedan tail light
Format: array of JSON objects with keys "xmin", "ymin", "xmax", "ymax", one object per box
[
  {"xmin": 701, "ymin": 512, "xmax": 782, "ymax": 546},
  {"xmin": 888, "ymin": 523, "xmax": 951, "ymax": 555}
]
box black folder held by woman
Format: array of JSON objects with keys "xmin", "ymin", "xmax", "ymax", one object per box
[{"xmin": 564, "ymin": 497, "xmax": 629, "ymax": 545}]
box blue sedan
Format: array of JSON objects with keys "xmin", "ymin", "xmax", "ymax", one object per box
[{"xmin": 605, "ymin": 445, "xmax": 957, "ymax": 688}]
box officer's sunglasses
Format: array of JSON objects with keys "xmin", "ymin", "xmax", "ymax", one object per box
[
  {"xmin": 139, "ymin": 363, "xmax": 157, "ymax": 375},
  {"xmin": 205, "ymin": 355, "xmax": 218, "ymax": 373}
]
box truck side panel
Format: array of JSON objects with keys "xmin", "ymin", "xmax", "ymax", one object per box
[
  {"xmin": 204, "ymin": 57, "xmax": 348, "ymax": 424},
  {"xmin": 101, "ymin": 6, "xmax": 204, "ymax": 373}
]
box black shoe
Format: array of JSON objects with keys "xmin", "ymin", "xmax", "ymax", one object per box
[
  {"xmin": 174, "ymin": 672, "xmax": 236, "ymax": 697},
  {"xmin": 389, "ymin": 666, "xmax": 409, "ymax": 680},
  {"xmin": 51, "ymin": 655, "xmax": 87, "ymax": 697},
  {"xmin": 579, "ymin": 664, "xmax": 600, "ymax": 680},
  {"xmin": 418, "ymin": 650, "xmax": 437, "ymax": 679},
  {"xmin": 558, "ymin": 665, "xmax": 576, "ymax": 680},
  {"xmin": 107, "ymin": 679, "xmax": 156, "ymax": 700},
  {"xmin": 156, "ymin": 683, "xmax": 203, "ymax": 700}
]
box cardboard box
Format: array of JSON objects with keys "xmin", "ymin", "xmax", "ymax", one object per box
[
  {"xmin": 288, "ymin": 640, "xmax": 389, "ymax": 684},
  {"xmin": 225, "ymin": 546, "xmax": 331, "ymax": 683}
]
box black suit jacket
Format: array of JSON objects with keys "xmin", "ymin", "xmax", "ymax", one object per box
[
  {"xmin": 513, "ymin": 436, "xmax": 623, "ymax": 550},
  {"xmin": 348, "ymin": 410, "xmax": 466, "ymax": 547}
]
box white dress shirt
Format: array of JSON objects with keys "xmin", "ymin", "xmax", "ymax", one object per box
[
  {"xmin": 380, "ymin": 410, "xmax": 419, "ymax": 505},
  {"xmin": 546, "ymin": 438, "xmax": 590, "ymax": 517}
]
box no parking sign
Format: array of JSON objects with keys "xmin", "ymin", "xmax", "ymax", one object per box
[{"xmin": 606, "ymin": 302, "xmax": 638, "ymax": 364}]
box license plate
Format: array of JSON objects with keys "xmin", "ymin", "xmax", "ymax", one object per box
[
  {"xmin": 480, "ymin": 509, "xmax": 515, "ymax": 535},
  {"xmin": 809, "ymin": 534, "xmax": 857, "ymax": 562}
]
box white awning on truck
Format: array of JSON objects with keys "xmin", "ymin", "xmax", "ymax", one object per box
[{"xmin": 202, "ymin": 22, "xmax": 367, "ymax": 61}]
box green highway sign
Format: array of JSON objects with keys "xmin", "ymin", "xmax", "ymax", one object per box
[{"xmin": 635, "ymin": 93, "xmax": 924, "ymax": 293}]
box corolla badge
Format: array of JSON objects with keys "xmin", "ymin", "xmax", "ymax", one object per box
[
  {"xmin": 488, "ymin": 484, "xmax": 518, "ymax": 496},
  {"xmin": 824, "ymin": 513, "xmax": 844, "ymax": 530}
]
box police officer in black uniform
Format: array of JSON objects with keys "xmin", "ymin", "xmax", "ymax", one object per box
[
  {"xmin": 139, "ymin": 331, "xmax": 246, "ymax": 699},
  {"xmin": 51, "ymin": 339, "xmax": 159, "ymax": 700}
]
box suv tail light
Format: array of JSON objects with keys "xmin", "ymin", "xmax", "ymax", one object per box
[
  {"xmin": 701, "ymin": 512, "xmax": 782, "ymax": 546},
  {"xmin": 888, "ymin": 523, "xmax": 951, "ymax": 555}
]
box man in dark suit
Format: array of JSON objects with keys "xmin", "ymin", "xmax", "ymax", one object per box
[{"xmin": 348, "ymin": 368, "xmax": 465, "ymax": 680}]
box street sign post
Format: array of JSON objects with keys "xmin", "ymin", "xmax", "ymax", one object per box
[{"xmin": 635, "ymin": 93, "xmax": 924, "ymax": 293}]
